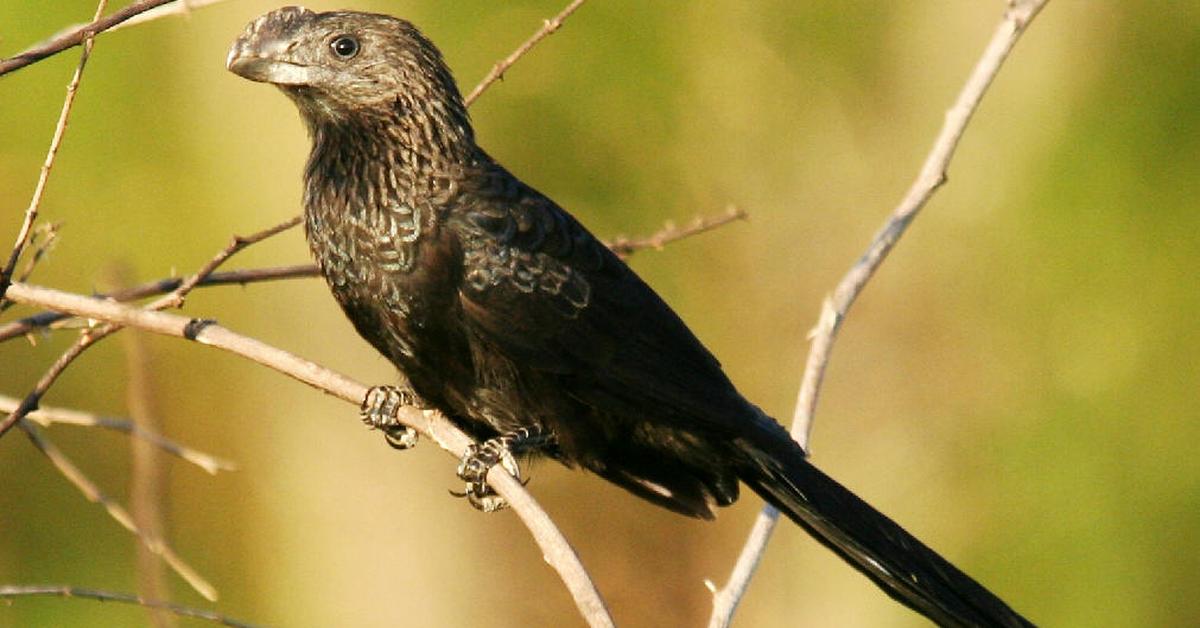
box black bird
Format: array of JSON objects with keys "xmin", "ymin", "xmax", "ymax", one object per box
[{"xmin": 227, "ymin": 7, "xmax": 1032, "ymax": 626}]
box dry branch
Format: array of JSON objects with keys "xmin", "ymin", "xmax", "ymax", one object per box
[
  {"xmin": 0, "ymin": 3, "xmax": 102, "ymax": 305},
  {"xmin": 464, "ymin": 0, "xmax": 591, "ymax": 106},
  {"xmin": 4, "ymin": 281, "xmax": 615, "ymax": 628},
  {"xmin": 18, "ymin": 420, "xmax": 216, "ymax": 600},
  {"xmin": 0, "ymin": 264, "xmax": 316, "ymax": 342},
  {"xmin": 707, "ymin": 1, "xmax": 1052, "ymax": 625},
  {"xmin": 0, "ymin": 585, "xmax": 255, "ymax": 627},
  {"xmin": 607, "ymin": 206, "xmax": 747, "ymax": 259},
  {"xmin": 0, "ymin": 0, "xmax": 176, "ymax": 76},
  {"xmin": 0, "ymin": 394, "xmax": 234, "ymax": 473}
]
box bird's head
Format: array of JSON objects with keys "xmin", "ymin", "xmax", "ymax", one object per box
[{"xmin": 227, "ymin": 6, "xmax": 472, "ymax": 146}]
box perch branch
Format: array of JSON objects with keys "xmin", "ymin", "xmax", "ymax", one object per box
[
  {"xmin": 4, "ymin": 281, "xmax": 615, "ymax": 628},
  {"xmin": 707, "ymin": 1, "xmax": 1052, "ymax": 626},
  {"xmin": 0, "ymin": 216, "xmax": 303, "ymax": 604},
  {"xmin": 0, "ymin": 264, "xmax": 317, "ymax": 343},
  {"xmin": 1, "ymin": 216, "xmax": 302, "ymax": 439}
]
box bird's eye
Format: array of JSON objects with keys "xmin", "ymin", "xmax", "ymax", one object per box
[{"xmin": 330, "ymin": 35, "xmax": 360, "ymax": 59}]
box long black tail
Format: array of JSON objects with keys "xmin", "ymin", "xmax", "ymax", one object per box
[{"xmin": 736, "ymin": 435, "xmax": 1033, "ymax": 627}]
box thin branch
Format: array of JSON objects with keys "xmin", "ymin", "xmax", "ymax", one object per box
[
  {"xmin": 0, "ymin": 393, "xmax": 235, "ymax": 474},
  {"xmin": 464, "ymin": 0, "xmax": 591, "ymax": 106},
  {"xmin": 0, "ymin": 264, "xmax": 318, "ymax": 343},
  {"xmin": 4, "ymin": 281, "xmax": 615, "ymax": 628},
  {"xmin": 0, "ymin": 216, "xmax": 302, "ymax": 606},
  {"xmin": 0, "ymin": 3, "xmax": 102, "ymax": 306},
  {"xmin": 792, "ymin": 0, "xmax": 1049, "ymax": 446},
  {"xmin": 0, "ymin": 326, "xmax": 109, "ymax": 439},
  {"xmin": 0, "ymin": 0, "xmax": 176, "ymax": 77},
  {"xmin": 106, "ymin": 0, "xmax": 235, "ymax": 33},
  {"xmin": 1, "ymin": 216, "xmax": 302, "ymax": 438},
  {"xmin": 0, "ymin": 585, "xmax": 256, "ymax": 628},
  {"xmin": 607, "ymin": 206, "xmax": 747, "ymax": 259},
  {"xmin": 15, "ymin": 222, "xmax": 61, "ymax": 285},
  {"xmin": 151, "ymin": 215, "xmax": 302, "ymax": 311},
  {"xmin": 18, "ymin": 421, "xmax": 217, "ymax": 601},
  {"xmin": 707, "ymin": 1, "xmax": 1052, "ymax": 626}
]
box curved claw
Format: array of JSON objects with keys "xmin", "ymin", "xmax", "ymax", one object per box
[
  {"xmin": 455, "ymin": 440, "xmax": 523, "ymax": 512},
  {"xmin": 382, "ymin": 424, "xmax": 419, "ymax": 450},
  {"xmin": 361, "ymin": 385, "xmax": 419, "ymax": 450}
]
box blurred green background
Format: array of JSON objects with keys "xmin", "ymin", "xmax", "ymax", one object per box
[{"xmin": 2, "ymin": 1, "xmax": 1198, "ymax": 626}]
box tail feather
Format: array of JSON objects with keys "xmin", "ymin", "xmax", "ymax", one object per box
[{"xmin": 736, "ymin": 438, "xmax": 1033, "ymax": 628}]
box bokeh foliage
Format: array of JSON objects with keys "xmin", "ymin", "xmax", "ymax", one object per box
[{"xmin": 2, "ymin": 2, "xmax": 1198, "ymax": 626}]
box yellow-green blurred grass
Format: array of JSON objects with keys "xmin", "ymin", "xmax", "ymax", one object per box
[{"xmin": 2, "ymin": 2, "xmax": 1199, "ymax": 626}]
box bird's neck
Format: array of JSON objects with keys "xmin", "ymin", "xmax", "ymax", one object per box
[{"xmin": 303, "ymin": 109, "xmax": 480, "ymax": 213}]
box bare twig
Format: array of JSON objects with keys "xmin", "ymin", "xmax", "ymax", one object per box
[
  {"xmin": 0, "ymin": 394, "xmax": 234, "ymax": 474},
  {"xmin": 464, "ymin": 0, "xmax": 591, "ymax": 106},
  {"xmin": 607, "ymin": 206, "xmax": 747, "ymax": 259},
  {"xmin": 0, "ymin": 585, "xmax": 256, "ymax": 627},
  {"xmin": 0, "ymin": 264, "xmax": 318, "ymax": 343},
  {"xmin": 0, "ymin": 327, "xmax": 108, "ymax": 439},
  {"xmin": 15, "ymin": 222, "xmax": 60, "ymax": 285},
  {"xmin": 107, "ymin": 0, "xmax": 234, "ymax": 33},
  {"xmin": 0, "ymin": 216, "xmax": 303, "ymax": 607},
  {"xmin": 151, "ymin": 215, "xmax": 302, "ymax": 311},
  {"xmin": 18, "ymin": 421, "xmax": 217, "ymax": 601},
  {"xmin": 1, "ymin": 216, "xmax": 302, "ymax": 437},
  {"xmin": 0, "ymin": 2, "xmax": 103, "ymax": 306},
  {"xmin": 4, "ymin": 281, "xmax": 615, "ymax": 628},
  {"xmin": 707, "ymin": 2, "xmax": 1052, "ymax": 626},
  {"xmin": 0, "ymin": 0, "xmax": 176, "ymax": 77}
]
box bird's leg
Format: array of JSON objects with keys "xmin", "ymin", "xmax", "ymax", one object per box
[
  {"xmin": 361, "ymin": 385, "xmax": 421, "ymax": 450},
  {"xmin": 455, "ymin": 426, "xmax": 556, "ymax": 512}
]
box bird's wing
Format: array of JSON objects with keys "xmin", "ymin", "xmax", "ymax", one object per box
[{"xmin": 452, "ymin": 176, "xmax": 750, "ymax": 428}]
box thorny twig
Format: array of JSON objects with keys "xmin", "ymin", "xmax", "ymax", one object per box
[
  {"xmin": 0, "ymin": 0, "xmax": 102, "ymax": 306},
  {"xmin": 706, "ymin": 2, "xmax": 1052, "ymax": 626},
  {"xmin": 608, "ymin": 206, "xmax": 747, "ymax": 259},
  {"xmin": 0, "ymin": 0, "xmax": 107, "ymax": 432},
  {"xmin": 464, "ymin": 0, "xmax": 591, "ymax": 106},
  {"xmin": 0, "ymin": 223, "xmax": 59, "ymax": 315}
]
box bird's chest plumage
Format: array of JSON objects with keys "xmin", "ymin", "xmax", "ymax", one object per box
[{"xmin": 303, "ymin": 184, "xmax": 460, "ymax": 366}]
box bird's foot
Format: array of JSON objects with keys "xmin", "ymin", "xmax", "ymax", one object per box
[
  {"xmin": 361, "ymin": 385, "xmax": 420, "ymax": 450},
  {"xmin": 453, "ymin": 427, "xmax": 555, "ymax": 512}
]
